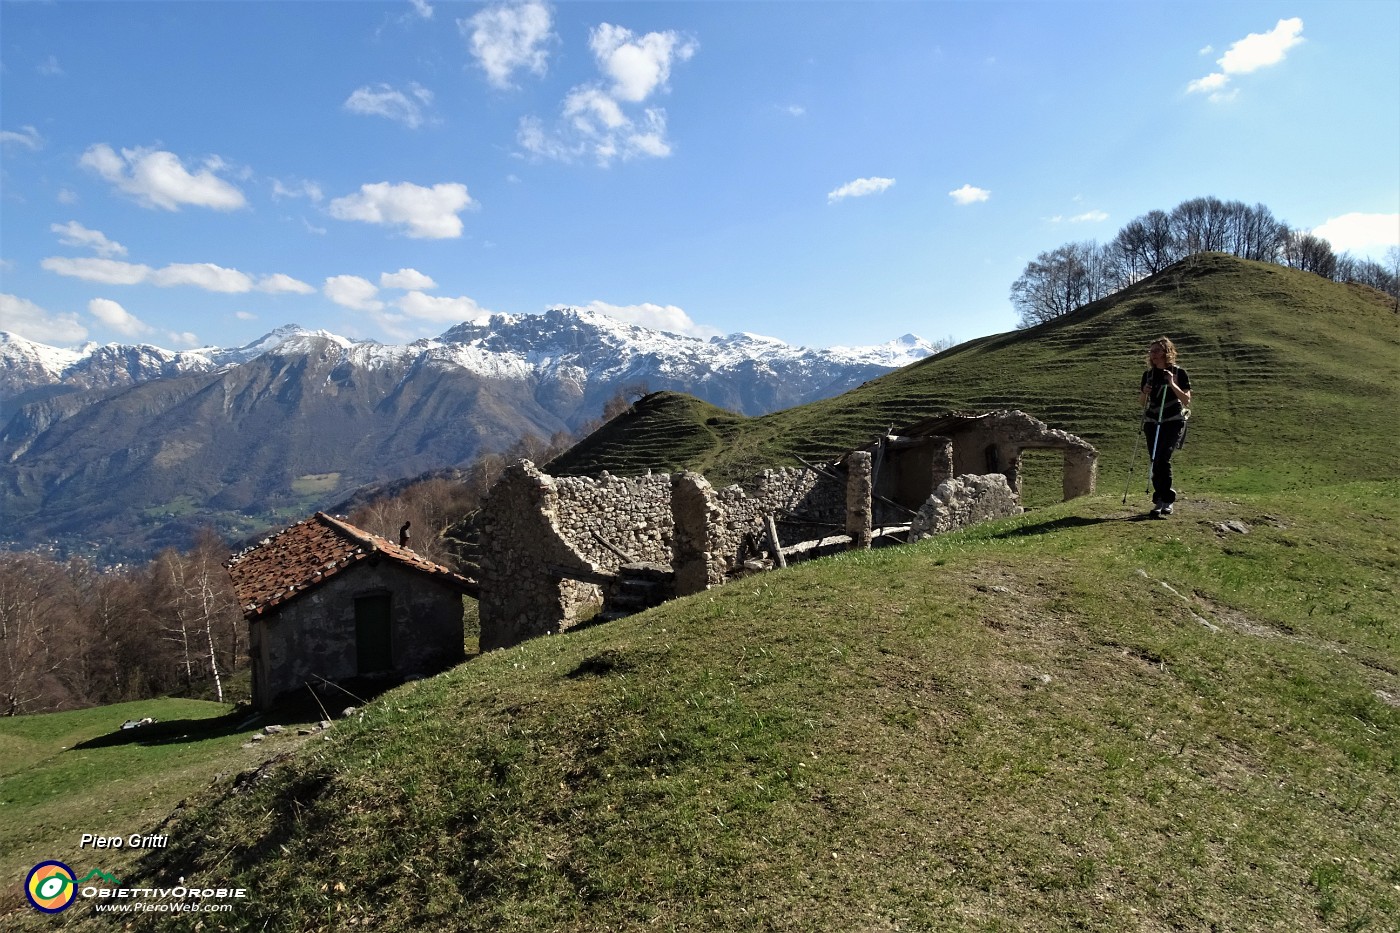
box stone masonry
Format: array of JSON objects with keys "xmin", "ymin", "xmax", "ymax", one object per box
[{"xmin": 477, "ymin": 410, "xmax": 1096, "ymax": 650}]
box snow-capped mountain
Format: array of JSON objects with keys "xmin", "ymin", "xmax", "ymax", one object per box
[
  {"xmin": 2, "ymin": 309, "xmax": 936, "ymax": 405},
  {"xmin": 0, "ymin": 324, "xmax": 318, "ymax": 401},
  {"xmin": 1, "ymin": 309, "xmax": 940, "ymax": 561}
]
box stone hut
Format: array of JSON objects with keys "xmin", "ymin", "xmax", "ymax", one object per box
[
  {"xmin": 227, "ymin": 512, "xmax": 476, "ymax": 711},
  {"xmin": 476, "ymin": 409, "xmax": 1095, "ymax": 650},
  {"xmin": 866, "ymin": 410, "xmax": 1098, "ymax": 524}
]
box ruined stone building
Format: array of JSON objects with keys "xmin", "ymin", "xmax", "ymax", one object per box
[
  {"xmin": 476, "ymin": 410, "xmax": 1096, "ymax": 650},
  {"xmin": 227, "ymin": 512, "xmax": 477, "ymax": 710}
]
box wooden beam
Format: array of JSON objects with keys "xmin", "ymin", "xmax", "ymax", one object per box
[
  {"xmin": 764, "ymin": 514, "xmax": 787, "ymax": 569},
  {"xmin": 546, "ymin": 563, "xmax": 618, "ymax": 587},
  {"xmin": 590, "ymin": 530, "xmax": 638, "ymax": 564}
]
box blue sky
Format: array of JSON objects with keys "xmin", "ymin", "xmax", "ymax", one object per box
[{"xmin": 2, "ymin": 1, "xmax": 1397, "ymax": 352}]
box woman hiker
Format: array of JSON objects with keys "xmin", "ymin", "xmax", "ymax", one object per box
[{"xmin": 1138, "ymin": 336, "xmax": 1192, "ymax": 518}]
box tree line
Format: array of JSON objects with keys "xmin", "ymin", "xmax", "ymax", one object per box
[
  {"xmin": 1011, "ymin": 196, "xmax": 1400, "ymax": 327},
  {"xmin": 0, "ymin": 531, "xmax": 244, "ymax": 716},
  {"xmin": 0, "ymin": 387, "xmax": 644, "ymax": 716}
]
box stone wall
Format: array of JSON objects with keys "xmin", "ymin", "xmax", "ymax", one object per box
[
  {"xmin": 476, "ymin": 411, "xmax": 1095, "ymax": 652},
  {"xmin": 553, "ymin": 472, "xmax": 675, "ymax": 566},
  {"xmin": 476, "ymin": 462, "xmax": 609, "ymax": 651},
  {"xmin": 909, "ymin": 474, "xmax": 1021, "ymax": 539},
  {"xmin": 251, "ymin": 561, "xmax": 465, "ymax": 710},
  {"xmin": 549, "ymin": 466, "xmax": 847, "ymax": 577},
  {"xmin": 478, "ymin": 460, "xmax": 848, "ymax": 648},
  {"xmin": 715, "ymin": 466, "xmax": 845, "ymax": 558},
  {"xmin": 938, "ymin": 410, "xmax": 1097, "ymax": 501}
]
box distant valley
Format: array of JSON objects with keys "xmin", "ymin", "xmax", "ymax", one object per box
[{"xmin": 0, "ymin": 308, "xmax": 937, "ymax": 561}]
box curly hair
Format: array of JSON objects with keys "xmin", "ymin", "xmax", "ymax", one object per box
[{"xmin": 1147, "ymin": 337, "xmax": 1178, "ymax": 368}]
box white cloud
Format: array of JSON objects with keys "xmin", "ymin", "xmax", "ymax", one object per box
[
  {"xmin": 149, "ymin": 263, "xmax": 254, "ymax": 293},
  {"xmin": 783, "ymin": 104, "xmax": 806, "ymax": 117},
  {"xmin": 396, "ymin": 290, "xmax": 489, "ymax": 323},
  {"xmin": 51, "ymin": 221, "xmax": 127, "ymax": 257},
  {"xmin": 410, "ymin": 0, "xmax": 433, "ymax": 19},
  {"xmin": 42, "ymin": 256, "xmax": 310, "ymax": 295},
  {"xmin": 589, "ymin": 23, "xmax": 697, "ymax": 103},
  {"xmin": 37, "ymin": 55, "xmax": 64, "ymax": 76},
  {"xmin": 464, "ymin": 0, "xmax": 554, "ymax": 89},
  {"xmin": 949, "ymin": 184, "xmax": 991, "ymax": 205},
  {"xmin": 381, "ymin": 268, "xmax": 438, "ymax": 290},
  {"xmin": 0, "ymin": 293, "xmax": 88, "ymax": 344},
  {"xmin": 625, "ymin": 111, "xmax": 673, "ymax": 159},
  {"xmin": 41, "ymin": 256, "xmax": 152, "ymax": 285},
  {"xmin": 517, "ymin": 116, "xmax": 580, "ymax": 162},
  {"xmin": 235, "ymin": 311, "xmax": 259, "ymax": 321},
  {"xmin": 324, "ymin": 275, "xmax": 384, "ymax": 312},
  {"xmin": 1188, "ymin": 18, "xmax": 1304, "ymax": 101},
  {"xmin": 272, "ymin": 178, "xmax": 324, "ymax": 202},
  {"xmin": 566, "ymin": 86, "xmax": 630, "ymax": 132},
  {"xmin": 828, "ymin": 177, "xmax": 896, "ymax": 203},
  {"xmin": 79, "ymin": 144, "xmax": 248, "ymax": 211},
  {"xmin": 257, "ymin": 273, "xmax": 316, "ymax": 295},
  {"xmin": 1051, "ymin": 210, "xmax": 1109, "ymax": 224},
  {"xmin": 1186, "ymin": 72, "xmax": 1230, "ymax": 95},
  {"xmin": 1312, "ymin": 213, "xmax": 1400, "ymax": 256},
  {"xmin": 1219, "ymin": 17, "xmax": 1305, "ymax": 74},
  {"xmin": 344, "ymin": 83, "xmax": 435, "ymax": 129},
  {"xmin": 166, "ymin": 331, "xmax": 201, "ymax": 348},
  {"xmin": 580, "ymin": 300, "xmax": 721, "ymax": 339},
  {"xmin": 328, "ymin": 181, "xmax": 475, "ymax": 239},
  {"xmin": 1, "ymin": 125, "xmax": 43, "ymax": 151},
  {"xmin": 518, "ymin": 21, "xmax": 696, "ymax": 167},
  {"xmin": 88, "ymin": 298, "xmax": 150, "ymax": 337}
]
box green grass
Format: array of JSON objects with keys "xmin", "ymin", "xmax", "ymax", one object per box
[
  {"xmin": 548, "ymin": 392, "xmax": 742, "ymax": 478},
  {"xmin": 5, "ymin": 255, "xmax": 1397, "ymax": 931},
  {"xmin": 19, "ymin": 482, "xmax": 1392, "ymax": 932},
  {"xmin": 551, "ymin": 255, "xmax": 1400, "ymax": 498},
  {"xmin": 0, "ymin": 698, "xmax": 323, "ymax": 916},
  {"xmin": 292, "ymin": 472, "xmax": 343, "ymax": 496}
]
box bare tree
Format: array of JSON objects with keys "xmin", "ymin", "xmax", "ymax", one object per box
[
  {"xmin": 151, "ymin": 533, "xmax": 240, "ymax": 702},
  {"xmin": 1011, "ymin": 242, "xmax": 1112, "ymax": 327},
  {"xmin": 1337, "ymin": 253, "xmax": 1400, "ymax": 306},
  {"xmin": 1388, "ymin": 247, "xmax": 1400, "ymax": 310},
  {"xmin": 1231, "ymin": 202, "xmax": 1287, "ymax": 262},
  {"xmin": 1279, "ymin": 229, "xmax": 1338, "ymax": 278},
  {"xmin": 0, "ymin": 554, "xmax": 78, "ymax": 715},
  {"xmin": 1170, "ymin": 196, "xmax": 1233, "ymax": 255},
  {"xmin": 1109, "ymin": 209, "xmax": 1183, "ymax": 284}
]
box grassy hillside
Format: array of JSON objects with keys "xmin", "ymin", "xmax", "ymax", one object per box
[
  {"xmin": 5, "ymin": 254, "xmax": 1396, "ymax": 931},
  {"xmin": 0, "ymin": 698, "xmax": 323, "ymax": 917},
  {"xmin": 17, "ymin": 483, "xmax": 1393, "ymax": 932},
  {"xmin": 549, "ymin": 254, "xmax": 1400, "ymax": 498}
]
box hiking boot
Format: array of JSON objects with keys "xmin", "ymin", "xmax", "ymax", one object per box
[{"xmin": 1159, "ymin": 504, "xmax": 1173, "ymax": 516}]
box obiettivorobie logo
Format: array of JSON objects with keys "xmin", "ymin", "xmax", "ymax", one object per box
[
  {"xmin": 24, "ymin": 862, "xmax": 118, "ymax": 913},
  {"xmin": 24, "ymin": 859, "xmax": 248, "ymax": 915}
]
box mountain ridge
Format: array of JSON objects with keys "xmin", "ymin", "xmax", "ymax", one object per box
[
  {"xmin": 0, "ymin": 309, "xmax": 938, "ymax": 561},
  {"xmin": 1, "ymin": 309, "xmax": 939, "ymax": 402}
]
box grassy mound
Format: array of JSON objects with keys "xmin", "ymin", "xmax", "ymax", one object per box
[
  {"xmin": 551, "ymin": 254, "xmax": 1400, "ymax": 496},
  {"xmin": 548, "ymin": 391, "xmax": 743, "ymax": 478},
  {"xmin": 42, "ymin": 483, "xmax": 1398, "ymax": 932}
]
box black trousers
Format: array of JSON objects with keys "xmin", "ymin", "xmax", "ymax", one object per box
[{"xmin": 1144, "ymin": 420, "xmax": 1184, "ymax": 505}]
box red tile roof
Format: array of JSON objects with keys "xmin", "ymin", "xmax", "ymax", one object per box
[{"xmin": 227, "ymin": 512, "xmax": 476, "ymax": 619}]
